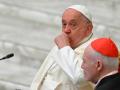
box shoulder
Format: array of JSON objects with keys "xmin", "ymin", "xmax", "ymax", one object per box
[
  {"xmin": 75, "ymin": 38, "xmax": 95, "ymax": 54},
  {"xmin": 96, "ymin": 73, "xmax": 120, "ymax": 90}
]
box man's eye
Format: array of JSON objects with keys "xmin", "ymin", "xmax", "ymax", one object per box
[
  {"xmin": 62, "ymin": 23, "xmax": 66, "ymax": 26},
  {"xmin": 70, "ymin": 22, "xmax": 77, "ymax": 26},
  {"xmin": 71, "ymin": 24, "xmax": 76, "ymax": 26}
]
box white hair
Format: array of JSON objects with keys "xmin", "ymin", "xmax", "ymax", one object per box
[{"xmin": 87, "ymin": 45, "xmax": 119, "ymax": 70}]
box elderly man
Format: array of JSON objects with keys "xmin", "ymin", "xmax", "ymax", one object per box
[
  {"xmin": 81, "ymin": 38, "xmax": 120, "ymax": 90},
  {"xmin": 31, "ymin": 5, "xmax": 93, "ymax": 90}
]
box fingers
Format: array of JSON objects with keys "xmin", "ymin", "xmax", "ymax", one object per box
[{"xmin": 54, "ymin": 33, "xmax": 70, "ymax": 49}]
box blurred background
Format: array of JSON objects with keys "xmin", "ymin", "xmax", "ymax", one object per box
[{"xmin": 0, "ymin": 0, "xmax": 120, "ymax": 90}]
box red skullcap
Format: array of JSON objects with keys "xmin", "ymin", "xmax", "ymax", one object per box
[{"xmin": 91, "ymin": 38, "xmax": 118, "ymax": 57}]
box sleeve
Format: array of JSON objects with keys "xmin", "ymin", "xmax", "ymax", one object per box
[{"xmin": 53, "ymin": 46, "xmax": 84, "ymax": 84}]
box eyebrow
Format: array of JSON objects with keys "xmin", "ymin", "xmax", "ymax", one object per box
[{"xmin": 62, "ymin": 18, "xmax": 78, "ymax": 22}]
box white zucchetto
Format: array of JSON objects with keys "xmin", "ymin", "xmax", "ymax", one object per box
[{"xmin": 68, "ymin": 5, "xmax": 92, "ymax": 22}]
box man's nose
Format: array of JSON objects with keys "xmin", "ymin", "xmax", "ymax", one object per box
[{"xmin": 63, "ymin": 25, "xmax": 71, "ymax": 34}]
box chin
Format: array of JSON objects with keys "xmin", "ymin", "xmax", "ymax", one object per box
[
  {"xmin": 69, "ymin": 41, "xmax": 75, "ymax": 48},
  {"xmin": 84, "ymin": 75, "xmax": 91, "ymax": 81},
  {"xmin": 84, "ymin": 77, "xmax": 89, "ymax": 81},
  {"xmin": 70, "ymin": 42, "xmax": 78, "ymax": 48}
]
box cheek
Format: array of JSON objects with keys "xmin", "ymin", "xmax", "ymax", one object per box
[
  {"xmin": 88, "ymin": 68, "xmax": 97, "ymax": 81},
  {"xmin": 74, "ymin": 30, "xmax": 85, "ymax": 38},
  {"xmin": 83, "ymin": 65, "xmax": 96, "ymax": 80},
  {"xmin": 82, "ymin": 64, "xmax": 90, "ymax": 75},
  {"xmin": 83, "ymin": 66, "xmax": 91, "ymax": 74},
  {"xmin": 69, "ymin": 30, "xmax": 82, "ymax": 39}
]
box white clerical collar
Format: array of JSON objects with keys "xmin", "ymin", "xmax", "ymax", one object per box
[
  {"xmin": 78, "ymin": 33, "xmax": 93, "ymax": 46},
  {"xmin": 95, "ymin": 70, "xmax": 118, "ymax": 87}
]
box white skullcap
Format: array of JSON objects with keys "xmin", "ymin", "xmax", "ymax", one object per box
[{"xmin": 68, "ymin": 5, "xmax": 92, "ymax": 22}]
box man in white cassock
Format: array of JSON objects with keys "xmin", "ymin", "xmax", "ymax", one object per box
[{"xmin": 30, "ymin": 5, "xmax": 94, "ymax": 90}]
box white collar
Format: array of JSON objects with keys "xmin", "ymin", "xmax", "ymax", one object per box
[
  {"xmin": 95, "ymin": 70, "xmax": 118, "ymax": 87},
  {"xmin": 78, "ymin": 33, "xmax": 93, "ymax": 46}
]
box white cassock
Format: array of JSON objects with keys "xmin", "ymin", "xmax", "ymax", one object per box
[{"xmin": 30, "ymin": 34, "xmax": 94, "ymax": 90}]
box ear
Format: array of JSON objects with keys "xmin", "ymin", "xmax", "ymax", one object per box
[
  {"xmin": 96, "ymin": 60, "xmax": 103, "ymax": 71},
  {"xmin": 86, "ymin": 23, "xmax": 93, "ymax": 36}
]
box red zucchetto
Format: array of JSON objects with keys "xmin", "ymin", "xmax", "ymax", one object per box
[{"xmin": 91, "ymin": 38, "xmax": 118, "ymax": 57}]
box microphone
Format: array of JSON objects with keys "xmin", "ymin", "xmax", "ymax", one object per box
[{"xmin": 0, "ymin": 53, "xmax": 14, "ymax": 60}]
